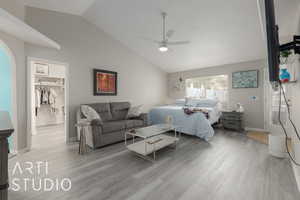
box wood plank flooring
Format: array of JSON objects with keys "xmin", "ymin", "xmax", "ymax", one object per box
[{"xmin": 8, "ymin": 129, "xmax": 300, "ymax": 200}]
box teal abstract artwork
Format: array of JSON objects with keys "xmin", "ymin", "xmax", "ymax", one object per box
[
  {"xmin": 232, "ymin": 70, "xmax": 258, "ymax": 88},
  {"xmin": 0, "ymin": 46, "xmax": 12, "ymax": 150}
]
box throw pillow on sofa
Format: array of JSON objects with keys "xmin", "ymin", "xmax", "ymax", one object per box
[
  {"xmin": 81, "ymin": 105, "xmax": 102, "ymax": 122},
  {"xmin": 127, "ymin": 105, "xmax": 143, "ymax": 119}
]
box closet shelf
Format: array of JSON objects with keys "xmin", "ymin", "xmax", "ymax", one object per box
[{"xmin": 35, "ymin": 83, "xmax": 64, "ymax": 88}]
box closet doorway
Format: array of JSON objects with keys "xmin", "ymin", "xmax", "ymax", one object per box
[{"xmin": 27, "ymin": 58, "xmax": 69, "ymax": 150}]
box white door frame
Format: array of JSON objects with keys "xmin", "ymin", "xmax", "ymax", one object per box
[
  {"xmin": 264, "ymin": 67, "xmax": 270, "ymax": 131},
  {"xmin": 0, "ymin": 39, "xmax": 18, "ymax": 154},
  {"xmin": 26, "ymin": 57, "xmax": 70, "ymax": 150}
]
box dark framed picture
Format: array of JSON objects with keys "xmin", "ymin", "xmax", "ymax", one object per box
[
  {"xmin": 232, "ymin": 70, "xmax": 258, "ymax": 88},
  {"xmin": 93, "ymin": 69, "xmax": 117, "ymax": 96}
]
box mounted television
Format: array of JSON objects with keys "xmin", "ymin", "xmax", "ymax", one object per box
[{"xmin": 264, "ymin": 0, "xmax": 280, "ymax": 82}]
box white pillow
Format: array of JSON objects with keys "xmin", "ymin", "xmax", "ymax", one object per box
[
  {"xmin": 81, "ymin": 105, "xmax": 101, "ymax": 121},
  {"xmin": 127, "ymin": 105, "xmax": 143, "ymax": 119},
  {"xmin": 196, "ymin": 99, "xmax": 218, "ymax": 107},
  {"xmin": 175, "ymin": 99, "xmax": 186, "ymax": 106},
  {"xmin": 185, "ymin": 98, "xmax": 197, "ymax": 107}
]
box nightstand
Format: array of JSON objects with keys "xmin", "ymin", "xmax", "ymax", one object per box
[{"xmin": 221, "ymin": 111, "xmax": 244, "ymax": 132}]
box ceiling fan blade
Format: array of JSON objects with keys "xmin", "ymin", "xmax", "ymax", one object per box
[
  {"xmin": 167, "ymin": 41, "xmax": 190, "ymax": 45},
  {"xmin": 166, "ymin": 30, "xmax": 175, "ymax": 39},
  {"xmin": 139, "ymin": 37, "xmax": 161, "ymax": 43}
]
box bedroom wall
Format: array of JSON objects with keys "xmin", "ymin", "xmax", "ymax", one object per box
[
  {"xmin": 290, "ymin": 55, "xmax": 300, "ymax": 190},
  {"xmin": 25, "ymin": 7, "xmax": 168, "ymax": 140},
  {"xmin": 168, "ymin": 60, "xmax": 265, "ymax": 130},
  {"xmin": 290, "ymin": 11, "xmax": 300, "ymax": 190},
  {"xmin": 0, "ymin": 0, "xmax": 27, "ymax": 151}
]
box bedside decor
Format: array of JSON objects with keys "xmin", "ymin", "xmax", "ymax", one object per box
[
  {"xmin": 93, "ymin": 69, "xmax": 117, "ymax": 96},
  {"xmin": 173, "ymin": 76, "xmax": 184, "ymax": 91},
  {"xmin": 235, "ymin": 103, "xmax": 244, "ymax": 113},
  {"xmin": 232, "ymin": 70, "xmax": 258, "ymax": 88}
]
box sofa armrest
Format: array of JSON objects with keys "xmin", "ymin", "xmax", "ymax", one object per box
[
  {"xmin": 90, "ymin": 119, "xmax": 103, "ymax": 149},
  {"xmin": 139, "ymin": 113, "xmax": 148, "ymax": 126},
  {"xmin": 90, "ymin": 119, "xmax": 103, "ymax": 126}
]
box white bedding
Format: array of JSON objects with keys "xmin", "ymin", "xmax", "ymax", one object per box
[
  {"xmin": 149, "ymin": 105, "xmax": 219, "ymax": 141},
  {"xmin": 194, "ymin": 106, "xmax": 221, "ymax": 124}
]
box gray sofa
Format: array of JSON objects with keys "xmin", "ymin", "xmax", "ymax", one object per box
[{"xmin": 77, "ymin": 102, "xmax": 148, "ymax": 149}]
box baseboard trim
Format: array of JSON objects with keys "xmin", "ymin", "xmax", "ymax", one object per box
[
  {"xmin": 68, "ymin": 136, "xmax": 78, "ymax": 143},
  {"xmin": 245, "ymin": 127, "xmax": 268, "ymax": 132},
  {"xmin": 9, "ymin": 148, "xmax": 30, "ymax": 159},
  {"xmin": 8, "ymin": 151, "xmax": 18, "ymax": 159},
  {"xmin": 17, "ymin": 148, "xmax": 30, "ymax": 155},
  {"xmin": 291, "ymin": 162, "xmax": 300, "ymax": 192}
]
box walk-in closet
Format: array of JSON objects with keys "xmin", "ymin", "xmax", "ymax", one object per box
[{"xmin": 29, "ymin": 59, "xmax": 67, "ymax": 148}]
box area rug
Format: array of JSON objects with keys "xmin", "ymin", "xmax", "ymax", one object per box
[
  {"xmin": 247, "ymin": 131, "xmax": 269, "ymax": 145},
  {"xmin": 247, "ymin": 131, "xmax": 292, "ymax": 151}
]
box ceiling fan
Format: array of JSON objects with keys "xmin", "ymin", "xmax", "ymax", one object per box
[{"xmin": 143, "ymin": 12, "xmax": 190, "ymax": 52}]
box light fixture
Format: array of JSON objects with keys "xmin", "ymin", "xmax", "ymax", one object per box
[{"xmin": 159, "ymin": 45, "xmax": 168, "ymax": 52}]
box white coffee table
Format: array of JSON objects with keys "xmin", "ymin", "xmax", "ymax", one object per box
[{"xmin": 125, "ymin": 124, "xmax": 179, "ymax": 161}]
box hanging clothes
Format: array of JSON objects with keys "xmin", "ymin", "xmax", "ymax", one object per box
[
  {"xmin": 35, "ymin": 88, "xmax": 41, "ymax": 116},
  {"xmin": 41, "ymin": 88, "xmax": 49, "ymax": 105},
  {"xmin": 35, "ymin": 89, "xmax": 41, "ymax": 108},
  {"xmin": 49, "ymin": 88, "xmax": 58, "ymax": 112}
]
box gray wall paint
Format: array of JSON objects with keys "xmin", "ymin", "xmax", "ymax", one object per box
[
  {"xmin": 25, "ymin": 7, "xmax": 168, "ymax": 140},
  {"xmin": 168, "ymin": 60, "xmax": 265, "ymax": 129},
  {"xmin": 0, "ymin": 0, "xmax": 27, "ymax": 150}
]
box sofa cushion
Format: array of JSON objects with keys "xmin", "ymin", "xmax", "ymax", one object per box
[
  {"xmin": 125, "ymin": 120, "xmax": 144, "ymax": 129},
  {"xmin": 110, "ymin": 102, "xmax": 130, "ymax": 121},
  {"xmin": 102, "ymin": 121, "xmax": 126, "ymax": 133},
  {"xmin": 81, "ymin": 105, "xmax": 101, "ymax": 121},
  {"xmin": 86, "ymin": 103, "xmax": 112, "ymax": 121},
  {"xmin": 127, "ymin": 105, "xmax": 143, "ymax": 119}
]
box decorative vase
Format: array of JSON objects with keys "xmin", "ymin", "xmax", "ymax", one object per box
[{"xmin": 279, "ymin": 68, "xmax": 290, "ymax": 83}]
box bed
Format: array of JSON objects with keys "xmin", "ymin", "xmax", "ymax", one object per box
[{"xmin": 148, "ymin": 99, "xmax": 221, "ymax": 141}]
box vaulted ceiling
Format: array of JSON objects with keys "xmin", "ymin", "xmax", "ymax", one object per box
[
  {"xmin": 23, "ymin": 0, "xmax": 300, "ymax": 72},
  {"xmin": 23, "ymin": 0, "xmax": 96, "ymax": 16}
]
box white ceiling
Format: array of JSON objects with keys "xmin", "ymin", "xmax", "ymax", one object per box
[
  {"xmin": 23, "ymin": 0, "xmax": 300, "ymax": 72},
  {"xmin": 274, "ymin": 0, "xmax": 300, "ymax": 42},
  {"xmin": 0, "ymin": 8, "xmax": 60, "ymax": 49},
  {"xmin": 23, "ymin": 0, "xmax": 96, "ymax": 16}
]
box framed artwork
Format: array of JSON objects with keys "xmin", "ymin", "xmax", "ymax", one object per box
[
  {"xmin": 93, "ymin": 69, "xmax": 117, "ymax": 96},
  {"xmin": 232, "ymin": 70, "xmax": 258, "ymax": 88},
  {"xmin": 35, "ymin": 63, "xmax": 49, "ymax": 76}
]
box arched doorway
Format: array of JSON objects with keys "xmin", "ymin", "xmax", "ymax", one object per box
[{"xmin": 0, "ymin": 39, "xmax": 18, "ymax": 154}]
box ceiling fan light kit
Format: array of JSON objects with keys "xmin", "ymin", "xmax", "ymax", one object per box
[
  {"xmin": 159, "ymin": 45, "xmax": 168, "ymax": 52},
  {"xmin": 142, "ymin": 12, "xmax": 190, "ymax": 53}
]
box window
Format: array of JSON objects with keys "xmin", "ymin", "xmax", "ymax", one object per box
[{"xmin": 185, "ymin": 75, "xmax": 229, "ymax": 108}]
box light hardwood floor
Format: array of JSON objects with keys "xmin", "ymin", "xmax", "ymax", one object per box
[{"xmin": 8, "ymin": 129, "xmax": 300, "ymax": 200}]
